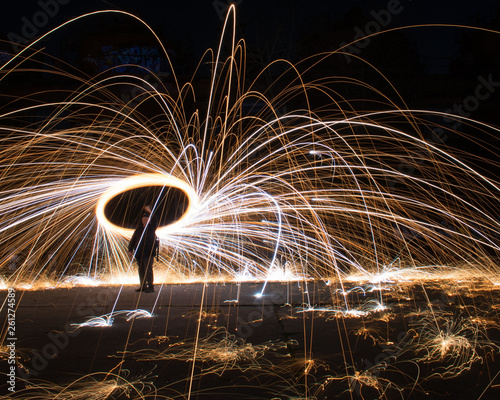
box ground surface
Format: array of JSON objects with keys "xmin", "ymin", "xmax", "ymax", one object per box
[{"xmin": 1, "ymin": 280, "xmax": 500, "ymax": 399}]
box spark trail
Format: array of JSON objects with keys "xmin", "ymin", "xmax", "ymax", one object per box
[{"xmin": 0, "ymin": 6, "xmax": 499, "ymax": 400}]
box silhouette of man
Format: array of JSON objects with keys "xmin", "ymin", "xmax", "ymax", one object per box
[{"xmin": 128, "ymin": 205, "xmax": 158, "ymax": 293}]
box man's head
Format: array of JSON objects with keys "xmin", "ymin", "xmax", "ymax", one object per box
[
  {"xmin": 141, "ymin": 204, "xmax": 158, "ymax": 229},
  {"xmin": 141, "ymin": 204, "xmax": 151, "ymax": 226}
]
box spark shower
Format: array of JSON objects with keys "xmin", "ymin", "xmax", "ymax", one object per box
[{"xmin": 0, "ymin": 6, "xmax": 499, "ymax": 400}]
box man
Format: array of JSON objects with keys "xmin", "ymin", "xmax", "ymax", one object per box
[{"xmin": 128, "ymin": 205, "xmax": 158, "ymax": 293}]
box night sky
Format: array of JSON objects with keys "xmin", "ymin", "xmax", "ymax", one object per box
[
  {"xmin": 1, "ymin": 1, "xmax": 499, "ymax": 155},
  {"xmin": 2, "ymin": 0, "xmax": 499, "ymax": 71}
]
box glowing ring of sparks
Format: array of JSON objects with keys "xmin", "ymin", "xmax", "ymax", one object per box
[{"xmin": 96, "ymin": 173, "xmax": 200, "ymax": 237}]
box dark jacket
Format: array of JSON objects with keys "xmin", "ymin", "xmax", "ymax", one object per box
[{"xmin": 128, "ymin": 215, "xmax": 158, "ymax": 260}]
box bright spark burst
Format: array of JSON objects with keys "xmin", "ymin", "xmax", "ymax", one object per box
[
  {"xmin": 410, "ymin": 312, "xmax": 495, "ymax": 378},
  {"xmin": 0, "ymin": 9, "xmax": 498, "ymax": 289},
  {"xmin": 0, "ymin": 5, "xmax": 499, "ymax": 400}
]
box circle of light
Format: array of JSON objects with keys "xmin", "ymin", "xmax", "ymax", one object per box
[{"xmin": 96, "ymin": 173, "xmax": 200, "ymax": 238}]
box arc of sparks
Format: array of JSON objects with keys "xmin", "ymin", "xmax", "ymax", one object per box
[{"xmin": 95, "ymin": 173, "xmax": 201, "ymax": 238}]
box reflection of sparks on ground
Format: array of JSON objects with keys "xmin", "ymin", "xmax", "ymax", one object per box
[
  {"xmin": 122, "ymin": 327, "xmax": 292, "ymax": 375},
  {"xmin": 345, "ymin": 365, "xmax": 409, "ymax": 400},
  {"xmin": 0, "ymin": 344, "xmax": 11, "ymax": 361},
  {"xmin": 410, "ymin": 312, "xmax": 495, "ymax": 378},
  {"xmin": 0, "ymin": 5, "xmax": 499, "ymax": 400},
  {"xmin": 9, "ymin": 372, "xmax": 153, "ymax": 399},
  {"xmin": 296, "ymin": 298, "xmax": 389, "ymax": 318},
  {"xmin": 2, "ymin": 280, "xmax": 500, "ymax": 398},
  {"xmin": 71, "ymin": 309, "xmax": 153, "ymax": 330}
]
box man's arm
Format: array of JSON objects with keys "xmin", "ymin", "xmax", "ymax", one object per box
[{"xmin": 128, "ymin": 228, "xmax": 139, "ymax": 252}]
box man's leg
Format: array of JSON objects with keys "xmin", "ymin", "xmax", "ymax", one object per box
[
  {"xmin": 138, "ymin": 258, "xmax": 146, "ymax": 290},
  {"xmin": 144, "ymin": 255, "xmax": 154, "ymax": 291}
]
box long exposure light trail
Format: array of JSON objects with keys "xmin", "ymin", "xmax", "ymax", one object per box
[{"xmin": 0, "ymin": 4, "xmax": 499, "ymax": 399}]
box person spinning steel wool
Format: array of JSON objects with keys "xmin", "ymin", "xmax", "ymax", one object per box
[{"xmin": 128, "ymin": 205, "xmax": 159, "ymax": 293}]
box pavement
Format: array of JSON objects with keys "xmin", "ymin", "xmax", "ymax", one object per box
[{"xmin": 1, "ymin": 280, "xmax": 500, "ymax": 399}]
